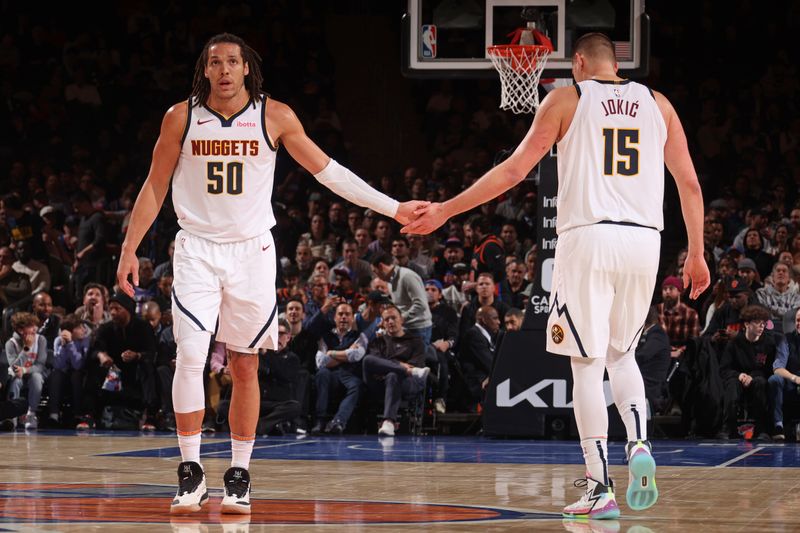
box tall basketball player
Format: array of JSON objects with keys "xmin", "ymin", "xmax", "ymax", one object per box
[
  {"xmin": 116, "ymin": 33, "xmax": 426, "ymax": 515},
  {"xmin": 403, "ymin": 33, "xmax": 710, "ymax": 519}
]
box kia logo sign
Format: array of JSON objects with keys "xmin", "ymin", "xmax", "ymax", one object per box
[{"xmin": 495, "ymin": 378, "xmax": 614, "ymax": 409}]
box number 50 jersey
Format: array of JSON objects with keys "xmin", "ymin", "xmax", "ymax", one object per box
[
  {"xmin": 172, "ymin": 95, "xmax": 277, "ymax": 243},
  {"xmin": 555, "ymin": 80, "xmax": 667, "ymax": 234}
]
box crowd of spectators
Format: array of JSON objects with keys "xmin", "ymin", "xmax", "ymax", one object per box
[{"xmin": 0, "ymin": 1, "xmax": 798, "ymax": 439}]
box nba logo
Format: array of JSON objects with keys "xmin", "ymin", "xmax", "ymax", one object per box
[{"xmin": 421, "ymin": 25, "xmax": 437, "ymax": 58}]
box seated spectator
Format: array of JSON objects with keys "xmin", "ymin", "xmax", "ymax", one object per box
[
  {"xmin": 742, "ymin": 228, "xmax": 775, "ymax": 281},
  {"xmin": 467, "ymin": 214, "xmax": 505, "ymax": 282},
  {"xmin": 769, "ymin": 307, "xmax": 800, "ymax": 441},
  {"xmin": 362, "ymin": 304, "xmax": 429, "ymax": 436},
  {"xmin": 442, "ymin": 262, "xmax": 471, "ymax": 314},
  {"xmin": 310, "ymin": 258, "xmax": 331, "ymax": 284},
  {"xmin": 372, "ymin": 251, "xmax": 433, "ymax": 343},
  {"xmin": 329, "ymin": 238, "xmax": 372, "ymax": 285},
  {"xmin": 153, "ymin": 239, "xmax": 174, "ymax": 279},
  {"xmin": 458, "ymin": 305, "xmax": 501, "ymax": 409},
  {"xmin": 284, "ymin": 297, "xmax": 318, "ymax": 375},
  {"xmin": 303, "ymin": 273, "xmax": 331, "ymax": 326},
  {"xmin": 155, "ymin": 322, "xmax": 177, "ymax": 432},
  {"xmin": 500, "ymin": 222, "xmax": 524, "ymax": 259},
  {"xmin": 498, "ymin": 258, "xmax": 530, "ymax": 309},
  {"xmin": 299, "ymin": 213, "xmax": 337, "ymax": 264},
  {"xmin": 458, "ymin": 272, "xmax": 510, "ymax": 341},
  {"xmin": 70, "ymin": 191, "xmax": 107, "ymax": 303},
  {"xmin": 367, "ymin": 217, "xmax": 393, "ymax": 259},
  {"xmin": 142, "ymin": 300, "xmax": 164, "ymax": 338},
  {"xmin": 737, "ymin": 257, "xmax": 763, "ymax": 292},
  {"xmin": 296, "ymin": 242, "xmax": 315, "ymax": 281},
  {"xmin": 153, "ymin": 274, "xmax": 173, "ymax": 312},
  {"xmin": 12, "ymin": 240, "xmax": 50, "ymax": 294},
  {"xmin": 392, "ymin": 236, "xmax": 427, "ymax": 279},
  {"xmin": 756, "ymin": 262, "xmax": 800, "ymax": 323},
  {"xmin": 0, "ymin": 246, "xmax": 33, "ymax": 308},
  {"xmin": 656, "ymin": 276, "xmax": 700, "ymax": 356},
  {"xmin": 434, "ymin": 236, "xmax": 466, "ymax": 279},
  {"xmin": 134, "ymin": 258, "xmax": 158, "ymax": 313},
  {"xmin": 74, "ymin": 282, "xmax": 111, "ymax": 332},
  {"xmin": 635, "ymin": 306, "xmax": 672, "ymax": 415},
  {"xmin": 5, "ymin": 311, "xmax": 48, "ymax": 429},
  {"xmin": 426, "ymin": 279, "xmax": 457, "ymax": 414},
  {"xmin": 705, "ymin": 276, "xmax": 753, "ymax": 344},
  {"xmin": 331, "ymin": 268, "xmax": 357, "ymax": 304},
  {"xmin": 252, "ymin": 319, "xmax": 305, "ymax": 435},
  {"xmin": 503, "ymin": 307, "xmax": 524, "ymax": 332},
  {"xmin": 47, "ymin": 314, "xmax": 90, "ymax": 426},
  {"xmin": 32, "ymin": 291, "xmax": 60, "ymax": 350},
  {"xmin": 308, "ymin": 301, "xmax": 369, "ymax": 434},
  {"xmin": 354, "ymin": 227, "xmax": 372, "ymax": 260},
  {"xmin": 208, "ymin": 341, "xmax": 233, "ymax": 431},
  {"xmin": 406, "ymin": 233, "xmax": 435, "ymax": 278},
  {"xmin": 719, "ymin": 304, "xmax": 781, "ymax": 440},
  {"xmin": 79, "ymin": 292, "xmax": 157, "ymax": 430}
]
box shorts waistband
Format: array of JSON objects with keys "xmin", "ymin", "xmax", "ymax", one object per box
[{"xmin": 595, "ymin": 220, "xmax": 658, "ymax": 231}]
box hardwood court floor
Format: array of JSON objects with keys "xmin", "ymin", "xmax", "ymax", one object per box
[{"xmin": 1, "ymin": 430, "xmax": 799, "ymax": 532}]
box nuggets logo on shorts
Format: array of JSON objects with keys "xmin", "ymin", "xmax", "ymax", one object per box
[{"xmin": 551, "ymin": 324, "xmax": 565, "ymax": 344}]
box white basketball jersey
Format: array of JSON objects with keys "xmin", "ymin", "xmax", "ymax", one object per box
[
  {"xmin": 172, "ymin": 95, "xmax": 277, "ymax": 243},
  {"xmin": 555, "ymin": 80, "xmax": 667, "ymax": 234}
]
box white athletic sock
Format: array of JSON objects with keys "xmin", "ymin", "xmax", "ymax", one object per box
[
  {"xmin": 607, "ymin": 347, "xmax": 647, "ymax": 442},
  {"xmin": 580, "ymin": 437, "xmax": 610, "ymax": 487},
  {"xmin": 570, "ymin": 357, "xmax": 610, "ymax": 487},
  {"xmin": 178, "ymin": 431, "xmax": 202, "ymax": 466},
  {"xmin": 231, "ymin": 435, "xmax": 255, "ymax": 470}
]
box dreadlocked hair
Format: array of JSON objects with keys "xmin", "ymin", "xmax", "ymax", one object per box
[{"xmin": 190, "ymin": 33, "xmax": 264, "ymax": 108}]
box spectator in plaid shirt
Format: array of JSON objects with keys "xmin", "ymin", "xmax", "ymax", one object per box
[{"xmin": 656, "ymin": 276, "xmax": 700, "ymax": 357}]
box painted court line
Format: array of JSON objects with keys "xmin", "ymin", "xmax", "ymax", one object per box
[
  {"xmin": 201, "ymin": 439, "xmax": 320, "ymax": 456},
  {"xmin": 714, "ymin": 446, "xmax": 764, "ymax": 468}
]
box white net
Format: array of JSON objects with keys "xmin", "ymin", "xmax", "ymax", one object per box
[{"xmin": 487, "ymin": 45, "xmax": 551, "ymax": 114}]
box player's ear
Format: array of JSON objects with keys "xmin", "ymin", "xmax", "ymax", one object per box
[{"xmin": 244, "ymin": 61, "xmax": 250, "ymax": 77}]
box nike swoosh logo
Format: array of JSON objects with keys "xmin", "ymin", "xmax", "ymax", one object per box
[
  {"xmin": 197, "ymin": 119, "xmax": 214, "ymax": 125},
  {"xmin": 262, "ymin": 245, "xmax": 270, "ymax": 251}
]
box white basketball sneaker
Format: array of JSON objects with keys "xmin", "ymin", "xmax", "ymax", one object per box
[
  {"xmin": 221, "ymin": 467, "xmax": 252, "ymax": 514},
  {"xmin": 170, "ymin": 461, "xmax": 209, "ymax": 514},
  {"xmin": 378, "ymin": 419, "xmax": 395, "ymax": 436},
  {"xmin": 625, "ymin": 440, "xmax": 658, "ymax": 511},
  {"xmin": 562, "ymin": 475, "xmax": 620, "ymax": 520}
]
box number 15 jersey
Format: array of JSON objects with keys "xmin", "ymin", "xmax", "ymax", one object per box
[
  {"xmin": 555, "ymin": 80, "xmax": 667, "ymax": 234},
  {"xmin": 172, "ymin": 95, "xmax": 277, "ymax": 243}
]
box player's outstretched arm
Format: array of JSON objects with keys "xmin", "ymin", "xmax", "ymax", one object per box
[
  {"xmin": 268, "ymin": 99, "xmax": 428, "ymax": 225},
  {"xmin": 117, "ymin": 103, "xmax": 186, "ymax": 297},
  {"xmin": 656, "ymin": 91, "xmax": 710, "ymax": 300},
  {"xmin": 401, "ymin": 87, "xmax": 570, "ymax": 235}
]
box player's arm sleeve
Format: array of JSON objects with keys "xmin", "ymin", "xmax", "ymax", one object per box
[{"xmin": 314, "ymin": 159, "xmax": 399, "ymax": 219}]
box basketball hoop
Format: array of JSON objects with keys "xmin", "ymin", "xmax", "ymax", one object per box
[{"xmin": 487, "ymin": 44, "xmax": 551, "ymax": 114}]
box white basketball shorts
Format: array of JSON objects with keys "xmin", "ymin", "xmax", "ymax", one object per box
[
  {"xmin": 171, "ymin": 228, "xmax": 278, "ymax": 352},
  {"xmin": 546, "ymin": 223, "xmax": 660, "ymax": 358}
]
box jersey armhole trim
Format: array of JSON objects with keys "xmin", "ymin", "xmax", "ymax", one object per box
[
  {"xmin": 180, "ymin": 98, "xmax": 193, "ymax": 147},
  {"xmin": 646, "ymin": 86, "xmax": 655, "ymax": 99},
  {"xmin": 575, "ymin": 84, "xmax": 581, "ymax": 98},
  {"xmin": 261, "ymin": 94, "xmax": 278, "ymax": 152}
]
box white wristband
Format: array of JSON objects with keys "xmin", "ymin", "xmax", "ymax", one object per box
[{"xmin": 314, "ymin": 159, "xmax": 399, "ymax": 218}]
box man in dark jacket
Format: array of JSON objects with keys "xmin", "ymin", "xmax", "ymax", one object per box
[
  {"xmin": 459, "ymin": 305, "xmax": 501, "ymax": 408},
  {"xmin": 307, "ymin": 300, "xmax": 372, "ymax": 434},
  {"xmin": 362, "ymin": 304, "xmax": 429, "ymax": 436},
  {"xmin": 719, "ymin": 304, "xmax": 784, "ymax": 440},
  {"xmin": 768, "ymin": 307, "xmax": 800, "ymax": 441},
  {"xmin": 634, "ymin": 306, "xmax": 672, "ymax": 415},
  {"xmin": 426, "ymin": 279, "xmax": 457, "ymax": 414},
  {"xmin": 80, "ymin": 291, "xmax": 157, "ymax": 429}
]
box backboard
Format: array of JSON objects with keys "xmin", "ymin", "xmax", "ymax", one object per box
[{"xmin": 402, "ymin": 0, "xmax": 649, "ymax": 79}]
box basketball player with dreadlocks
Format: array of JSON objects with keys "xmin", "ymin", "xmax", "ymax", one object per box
[{"xmin": 117, "ymin": 33, "xmax": 426, "ymax": 515}]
